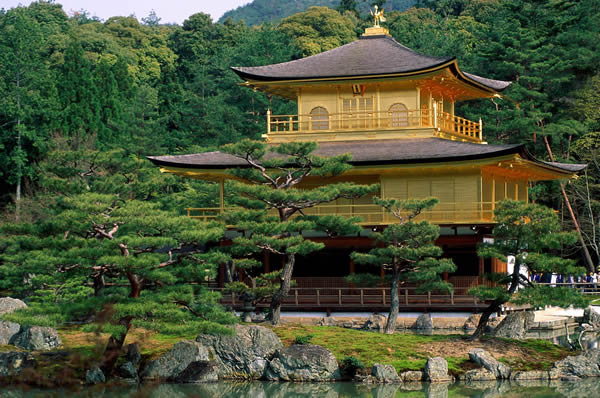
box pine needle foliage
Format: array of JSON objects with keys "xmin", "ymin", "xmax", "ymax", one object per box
[
  {"xmin": 220, "ymin": 140, "xmax": 378, "ymax": 325},
  {"xmin": 469, "ymin": 199, "xmax": 586, "ymax": 339},
  {"xmin": 350, "ymin": 197, "xmax": 456, "ymax": 334},
  {"xmin": 0, "ymin": 192, "xmax": 236, "ymax": 375}
]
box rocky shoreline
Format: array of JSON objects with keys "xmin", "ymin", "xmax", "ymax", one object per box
[{"xmin": 2, "ymin": 295, "xmax": 600, "ymax": 387}]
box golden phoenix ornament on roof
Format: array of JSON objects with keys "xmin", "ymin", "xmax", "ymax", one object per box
[{"xmin": 370, "ymin": 5, "xmax": 386, "ymax": 28}]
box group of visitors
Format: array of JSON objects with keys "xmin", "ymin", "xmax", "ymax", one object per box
[{"xmin": 530, "ymin": 272, "xmax": 600, "ymax": 292}]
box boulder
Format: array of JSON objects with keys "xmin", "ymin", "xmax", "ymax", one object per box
[
  {"xmin": 265, "ymin": 344, "xmax": 341, "ymax": 381},
  {"xmin": 583, "ymin": 306, "xmax": 600, "ymax": 326},
  {"xmin": 364, "ymin": 314, "xmax": 387, "ymax": 331},
  {"xmin": 371, "ymin": 363, "xmax": 401, "ymax": 383},
  {"xmin": 85, "ymin": 366, "xmax": 105, "ymax": 384},
  {"xmin": 459, "ymin": 368, "xmax": 497, "ymax": 382},
  {"xmin": 400, "ymin": 370, "xmax": 424, "ymax": 382},
  {"xmin": 196, "ymin": 324, "xmax": 282, "ymax": 379},
  {"xmin": 510, "ymin": 370, "xmax": 551, "ymax": 381},
  {"xmin": 318, "ymin": 317, "xmax": 338, "ymax": 327},
  {"xmin": 552, "ymin": 349, "xmax": 600, "ymax": 378},
  {"xmin": 0, "ymin": 352, "xmax": 36, "ymax": 377},
  {"xmin": 468, "ymin": 348, "xmax": 511, "ymax": 379},
  {"xmin": 492, "ymin": 311, "xmax": 534, "ymax": 339},
  {"xmin": 0, "ymin": 321, "xmax": 21, "ymax": 345},
  {"xmin": 173, "ymin": 360, "xmax": 219, "ymax": 383},
  {"xmin": 414, "ymin": 313, "xmax": 433, "ymax": 329},
  {"xmin": 141, "ymin": 340, "xmax": 209, "ymax": 380},
  {"xmin": 125, "ymin": 343, "xmax": 141, "ymax": 365},
  {"xmin": 117, "ymin": 361, "xmax": 138, "ymax": 380},
  {"xmin": 424, "ymin": 357, "xmax": 452, "ymax": 382},
  {"xmin": 0, "ymin": 298, "xmax": 27, "ymax": 315},
  {"xmin": 11, "ymin": 326, "xmax": 61, "ymax": 350},
  {"xmin": 463, "ymin": 314, "xmax": 481, "ymax": 330}
]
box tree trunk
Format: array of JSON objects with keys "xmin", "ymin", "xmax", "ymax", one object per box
[
  {"xmin": 384, "ymin": 267, "xmax": 400, "ymax": 334},
  {"xmin": 543, "ymin": 136, "xmax": 595, "ymax": 272},
  {"xmin": 99, "ymin": 273, "xmax": 142, "ymax": 376},
  {"xmin": 93, "ymin": 273, "xmax": 105, "ymax": 296},
  {"xmin": 470, "ymin": 264, "xmax": 521, "ymax": 340},
  {"xmin": 99, "ymin": 315, "xmax": 132, "ymax": 376},
  {"xmin": 469, "ymin": 298, "xmax": 503, "ymax": 340},
  {"xmin": 270, "ymin": 253, "xmax": 295, "ymax": 325}
]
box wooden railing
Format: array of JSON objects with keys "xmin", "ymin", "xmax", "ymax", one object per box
[
  {"xmin": 267, "ymin": 109, "xmax": 482, "ymax": 142},
  {"xmin": 186, "ymin": 201, "xmax": 495, "ymax": 225},
  {"xmin": 216, "ymin": 286, "xmax": 487, "ymax": 310}
]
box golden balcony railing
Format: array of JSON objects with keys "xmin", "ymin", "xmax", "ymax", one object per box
[
  {"xmin": 266, "ymin": 109, "xmax": 482, "ymax": 142},
  {"xmin": 186, "ymin": 202, "xmax": 495, "ymax": 225}
]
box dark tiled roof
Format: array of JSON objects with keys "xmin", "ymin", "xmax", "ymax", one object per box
[
  {"xmin": 231, "ymin": 35, "xmax": 511, "ymax": 92},
  {"xmin": 232, "ymin": 35, "xmax": 451, "ymax": 81},
  {"xmin": 539, "ymin": 161, "xmax": 587, "ymax": 172},
  {"xmin": 148, "ymin": 139, "xmax": 585, "ymax": 174}
]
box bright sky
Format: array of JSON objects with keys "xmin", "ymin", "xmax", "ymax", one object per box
[{"xmin": 1, "ymin": 0, "xmax": 252, "ymax": 24}]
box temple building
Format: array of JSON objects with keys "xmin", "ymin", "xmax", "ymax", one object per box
[{"xmin": 149, "ymin": 25, "xmax": 585, "ymax": 310}]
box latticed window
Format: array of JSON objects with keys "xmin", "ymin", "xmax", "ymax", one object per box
[
  {"xmin": 310, "ymin": 106, "xmax": 329, "ymax": 130},
  {"xmin": 389, "ymin": 103, "xmax": 408, "ymax": 127}
]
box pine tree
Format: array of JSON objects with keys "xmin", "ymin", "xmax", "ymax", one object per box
[
  {"xmin": 350, "ymin": 197, "xmax": 455, "ymax": 333},
  {"xmin": 221, "ymin": 140, "xmax": 378, "ymax": 325},
  {"xmin": 469, "ymin": 200, "xmax": 586, "ymax": 339},
  {"xmin": 0, "ymin": 193, "xmax": 236, "ymax": 376}
]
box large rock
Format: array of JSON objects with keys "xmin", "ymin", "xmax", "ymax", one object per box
[
  {"xmin": 85, "ymin": 366, "xmax": 105, "ymax": 384},
  {"xmin": 125, "ymin": 343, "xmax": 141, "ymax": 365},
  {"xmin": 425, "ymin": 357, "xmax": 452, "ymax": 382},
  {"xmin": 492, "ymin": 311, "xmax": 534, "ymax": 339},
  {"xmin": 0, "ymin": 321, "xmax": 21, "ymax": 345},
  {"xmin": 11, "ymin": 326, "xmax": 61, "ymax": 350},
  {"xmin": 173, "ymin": 360, "xmax": 219, "ymax": 383},
  {"xmin": 196, "ymin": 324, "xmax": 282, "ymax": 379},
  {"xmin": 318, "ymin": 317, "xmax": 338, "ymax": 327},
  {"xmin": 468, "ymin": 348, "xmax": 511, "ymax": 379},
  {"xmin": 400, "ymin": 370, "xmax": 424, "ymax": 382},
  {"xmin": 459, "ymin": 368, "xmax": 497, "ymax": 381},
  {"xmin": 0, "ymin": 351, "xmax": 35, "ymax": 377},
  {"xmin": 552, "ymin": 349, "xmax": 600, "ymax": 378},
  {"xmin": 117, "ymin": 361, "xmax": 138, "ymax": 380},
  {"xmin": 0, "ymin": 298, "xmax": 27, "ymax": 315},
  {"xmin": 510, "ymin": 370, "xmax": 551, "ymax": 381},
  {"xmin": 414, "ymin": 313, "xmax": 433, "ymax": 329},
  {"xmin": 364, "ymin": 314, "xmax": 387, "ymax": 331},
  {"xmin": 463, "ymin": 314, "xmax": 481, "ymax": 330},
  {"xmin": 141, "ymin": 340, "xmax": 209, "ymax": 380},
  {"xmin": 583, "ymin": 306, "xmax": 600, "ymax": 326},
  {"xmin": 265, "ymin": 344, "xmax": 341, "ymax": 381},
  {"xmin": 371, "ymin": 363, "xmax": 401, "ymax": 383}
]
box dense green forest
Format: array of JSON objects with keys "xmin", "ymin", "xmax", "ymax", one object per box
[
  {"xmin": 1, "ymin": 0, "xmax": 600, "ymax": 307},
  {"xmin": 219, "ymin": 0, "xmax": 417, "ymax": 25}
]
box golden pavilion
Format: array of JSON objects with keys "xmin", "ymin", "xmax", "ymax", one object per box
[{"xmin": 149, "ymin": 26, "xmax": 584, "ymax": 311}]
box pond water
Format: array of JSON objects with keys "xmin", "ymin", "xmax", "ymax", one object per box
[{"xmin": 2, "ymin": 379, "xmax": 600, "ymax": 398}]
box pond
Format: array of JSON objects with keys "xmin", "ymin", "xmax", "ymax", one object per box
[{"xmin": 2, "ymin": 379, "xmax": 600, "ymax": 398}]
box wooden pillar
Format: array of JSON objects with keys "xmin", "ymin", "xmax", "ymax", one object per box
[
  {"xmin": 478, "ymin": 256, "xmax": 484, "ymax": 276},
  {"xmin": 218, "ymin": 263, "xmax": 225, "ymax": 288},
  {"xmin": 380, "ymin": 266, "xmax": 385, "ymax": 279},
  {"xmin": 349, "ymin": 258, "xmax": 355, "ymax": 274},
  {"xmin": 443, "ymin": 271, "xmax": 448, "ymax": 282},
  {"xmin": 219, "ymin": 177, "xmax": 225, "ymax": 211},
  {"xmin": 263, "ymin": 251, "xmax": 270, "ymax": 273}
]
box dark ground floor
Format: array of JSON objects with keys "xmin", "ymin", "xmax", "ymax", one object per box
[{"xmin": 215, "ymin": 227, "xmax": 504, "ymax": 312}]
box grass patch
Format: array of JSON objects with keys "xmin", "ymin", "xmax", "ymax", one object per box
[{"xmin": 272, "ymin": 325, "xmax": 465, "ymax": 373}]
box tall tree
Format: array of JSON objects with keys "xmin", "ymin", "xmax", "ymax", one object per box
[
  {"xmin": 0, "ymin": 6, "xmax": 58, "ymax": 219},
  {"xmin": 221, "ymin": 140, "xmax": 378, "ymax": 324},
  {"xmin": 350, "ymin": 198, "xmax": 455, "ymax": 333},
  {"xmin": 469, "ymin": 200, "xmax": 586, "ymax": 339}
]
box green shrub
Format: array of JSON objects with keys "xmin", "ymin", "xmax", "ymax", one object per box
[
  {"xmin": 341, "ymin": 355, "xmax": 365, "ymax": 377},
  {"xmin": 294, "ymin": 334, "xmax": 314, "ymax": 345}
]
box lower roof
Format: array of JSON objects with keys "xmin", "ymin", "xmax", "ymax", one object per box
[{"xmin": 147, "ymin": 138, "xmax": 585, "ymax": 176}]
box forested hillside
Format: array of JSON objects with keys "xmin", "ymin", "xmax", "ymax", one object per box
[
  {"xmin": 219, "ymin": 0, "xmax": 417, "ymax": 25},
  {"xmin": 1, "ymin": 0, "xmax": 600, "ymax": 265}
]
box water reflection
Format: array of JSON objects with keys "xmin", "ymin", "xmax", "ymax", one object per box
[{"xmin": 2, "ymin": 379, "xmax": 600, "ymax": 398}]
